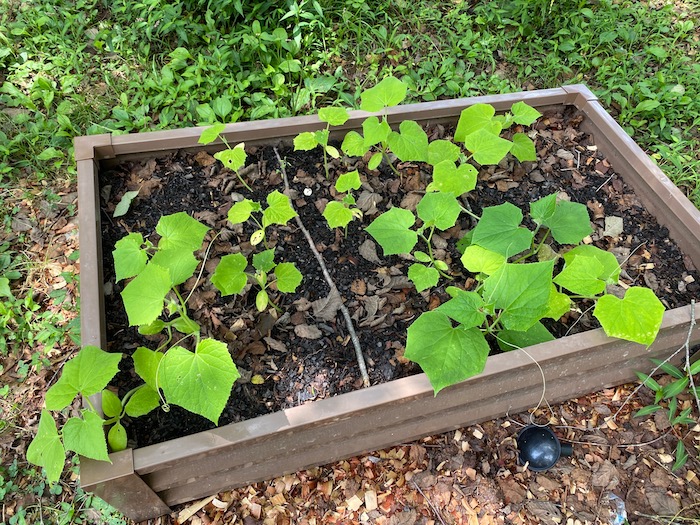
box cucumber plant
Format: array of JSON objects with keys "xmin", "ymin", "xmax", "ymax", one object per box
[
  {"xmin": 293, "ymin": 107, "xmax": 350, "ymax": 178},
  {"xmin": 322, "ymin": 169, "xmax": 363, "ymax": 232},
  {"xmin": 227, "ymin": 190, "xmax": 297, "ymax": 246}
]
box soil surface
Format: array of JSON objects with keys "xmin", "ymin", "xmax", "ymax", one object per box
[{"xmin": 99, "ymin": 106, "xmax": 700, "ymax": 452}]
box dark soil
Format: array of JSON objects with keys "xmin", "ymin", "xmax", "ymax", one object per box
[{"xmin": 98, "ymin": 106, "xmax": 700, "ymax": 450}]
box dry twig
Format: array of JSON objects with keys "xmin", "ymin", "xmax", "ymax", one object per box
[{"xmin": 273, "ymin": 147, "xmax": 370, "ymax": 387}]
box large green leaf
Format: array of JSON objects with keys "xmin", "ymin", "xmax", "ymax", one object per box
[
  {"xmin": 426, "ymin": 160, "xmax": 477, "ymax": 196},
  {"xmin": 124, "ymin": 385, "xmax": 160, "ymax": 418},
  {"xmin": 541, "ymin": 200, "xmax": 592, "ymax": 244},
  {"xmin": 121, "ymin": 262, "xmax": 172, "ymax": 326},
  {"xmin": 150, "ymin": 249, "xmax": 199, "ymax": 286},
  {"xmin": 159, "ymin": 339, "xmax": 240, "ymax": 424},
  {"xmin": 460, "ymin": 245, "xmax": 506, "ymax": 275},
  {"xmin": 593, "ymin": 287, "xmax": 665, "ymax": 346},
  {"xmin": 262, "ymin": 190, "xmax": 297, "ymax": 227},
  {"xmin": 113, "ymin": 233, "xmax": 148, "ymax": 282},
  {"xmin": 427, "ymin": 140, "xmax": 461, "ymax": 166},
  {"xmin": 464, "ymin": 128, "xmax": 513, "ymax": 165},
  {"xmin": 335, "ymin": 170, "xmax": 362, "ymax": 193},
  {"xmin": 318, "ymin": 107, "xmax": 350, "ymax": 126},
  {"xmin": 511, "ymin": 133, "xmax": 537, "ymax": 162},
  {"xmin": 407, "ymin": 263, "xmax": 440, "ymax": 292},
  {"xmin": 472, "ymin": 202, "xmax": 533, "ymax": 257},
  {"xmin": 416, "ymin": 192, "xmax": 461, "ymax": 231},
  {"xmin": 434, "ymin": 287, "xmax": 486, "ymax": 328},
  {"xmin": 454, "ymin": 103, "xmax": 500, "ymax": 142},
  {"xmin": 360, "ymin": 75, "xmax": 407, "ymax": 112},
  {"xmin": 366, "ymin": 207, "xmax": 418, "ymax": 255},
  {"xmin": 274, "ymin": 262, "xmax": 303, "ymax": 292},
  {"xmin": 405, "ymin": 311, "xmax": 490, "ymax": 394},
  {"xmin": 483, "ymin": 261, "xmax": 554, "ymax": 331},
  {"xmin": 510, "ymin": 101, "xmax": 542, "ymax": 125},
  {"xmin": 45, "ymin": 346, "xmax": 122, "ymax": 411},
  {"xmin": 341, "ymin": 130, "xmax": 367, "ymax": 156},
  {"xmin": 214, "ymin": 143, "xmax": 247, "ymax": 172},
  {"xmin": 156, "ymin": 212, "xmax": 209, "ymax": 252},
  {"xmin": 563, "ymin": 245, "xmax": 621, "ymax": 283},
  {"xmin": 323, "ymin": 201, "xmax": 354, "ymax": 229},
  {"xmin": 27, "ymin": 410, "xmax": 66, "ymax": 483},
  {"xmin": 293, "ymin": 131, "xmax": 319, "ymax": 151},
  {"xmin": 362, "ymin": 116, "xmax": 391, "ymax": 147},
  {"xmin": 497, "ymin": 321, "xmax": 554, "ymax": 351},
  {"xmin": 553, "ymin": 254, "xmax": 606, "ymax": 296},
  {"xmin": 387, "ymin": 120, "xmax": 429, "ymax": 162},
  {"xmin": 132, "ymin": 346, "xmax": 164, "ymax": 391},
  {"xmin": 62, "ymin": 411, "xmax": 110, "ymax": 461},
  {"xmin": 211, "ymin": 253, "xmax": 248, "ymax": 296}
]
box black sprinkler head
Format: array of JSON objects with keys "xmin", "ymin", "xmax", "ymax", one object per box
[{"xmin": 516, "ymin": 425, "xmax": 573, "ymax": 471}]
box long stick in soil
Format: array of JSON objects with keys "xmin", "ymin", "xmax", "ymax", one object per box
[{"xmin": 273, "ymin": 147, "xmax": 371, "ymax": 388}]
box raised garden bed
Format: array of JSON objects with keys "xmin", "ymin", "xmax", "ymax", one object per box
[{"xmin": 74, "ymin": 85, "xmax": 700, "ymax": 521}]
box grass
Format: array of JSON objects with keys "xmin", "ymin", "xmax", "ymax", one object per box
[{"xmin": 0, "ymin": 0, "xmax": 698, "ymax": 522}]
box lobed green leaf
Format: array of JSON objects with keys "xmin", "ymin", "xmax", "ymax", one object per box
[
  {"xmin": 387, "ymin": 120, "xmax": 429, "ymax": 162},
  {"xmin": 27, "ymin": 410, "xmax": 65, "ymax": 483},
  {"xmin": 335, "ymin": 170, "xmax": 362, "ymax": 193},
  {"xmin": 366, "ymin": 207, "xmax": 418, "ymax": 255},
  {"xmin": 426, "ymin": 160, "xmax": 477, "ymax": 196},
  {"xmin": 212, "ymin": 253, "xmax": 248, "ymax": 296},
  {"xmin": 63, "ymin": 411, "xmax": 110, "ymax": 462},
  {"xmin": 416, "ymin": 192, "xmax": 461, "ymax": 231},
  {"xmin": 318, "ymin": 106, "xmax": 350, "ymax": 126},
  {"xmin": 593, "ymin": 287, "xmax": 665, "ymax": 346},
  {"xmin": 407, "ymin": 263, "xmax": 440, "ymax": 292},
  {"xmin": 156, "ymin": 212, "xmax": 209, "ymax": 252},
  {"xmin": 323, "ymin": 201, "xmax": 354, "ymax": 229},
  {"xmin": 434, "ymin": 287, "xmax": 486, "ymax": 329},
  {"xmin": 113, "ymin": 233, "xmax": 148, "ymax": 282},
  {"xmin": 274, "ymin": 262, "xmax": 303, "ymax": 293},
  {"xmin": 121, "ymin": 262, "xmax": 172, "ymax": 326},
  {"xmin": 472, "ymin": 202, "xmax": 533, "ymax": 258},
  {"xmin": 262, "ymin": 190, "xmax": 297, "ymax": 227},
  {"xmin": 360, "ymin": 75, "xmax": 407, "ymax": 112}
]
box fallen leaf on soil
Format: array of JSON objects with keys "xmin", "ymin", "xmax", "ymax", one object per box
[
  {"xmin": 359, "ymin": 239, "xmax": 382, "ymax": 264},
  {"xmin": 294, "ymin": 324, "xmax": 322, "ymax": 340},
  {"xmin": 646, "ymin": 487, "xmax": 681, "ymax": 515},
  {"xmin": 387, "ymin": 509, "xmax": 417, "ymax": 525},
  {"xmin": 311, "ymin": 289, "xmax": 343, "ymax": 321},
  {"xmin": 525, "ymin": 501, "xmax": 561, "ymax": 525}
]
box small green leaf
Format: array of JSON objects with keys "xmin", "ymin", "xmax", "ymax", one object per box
[
  {"xmin": 107, "ymin": 423, "xmax": 128, "ymax": 452},
  {"xmin": 360, "ymin": 75, "xmax": 407, "ymax": 112},
  {"xmin": 426, "ymin": 161, "xmax": 477, "ymax": 196},
  {"xmin": 45, "ymin": 346, "xmax": 122, "ymax": 410},
  {"xmin": 138, "ymin": 319, "xmax": 166, "ymax": 336},
  {"xmin": 416, "ymin": 192, "xmax": 461, "ymax": 231},
  {"xmin": 252, "ymin": 249, "xmax": 276, "ymax": 273},
  {"xmin": 414, "ymin": 251, "xmax": 431, "ymax": 263},
  {"xmin": 434, "ymin": 288, "xmax": 486, "ymax": 328},
  {"xmin": 634, "ymin": 404, "xmax": 662, "ymax": 417},
  {"xmin": 649, "ymin": 358, "xmax": 684, "ymax": 379},
  {"xmin": 256, "ymin": 289, "xmax": 269, "ymax": 311},
  {"xmin": 405, "ymin": 311, "xmax": 490, "ymax": 394},
  {"xmin": 214, "ymin": 142, "xmax": 247, "ymax": 172},
  {"xmin": 156, "ymin": 212, "xmax": 209, "ymax": 252},
  {"xmin": 387, "ymin": 120, "xmax": 429, "ymax": 162},
  {"xmin": 460, "ymin": 245, "xmax": 506, "ymax": 275},
  {"xmin": 335, "ymin": 170, "xmax": 362, "ymax": 193},
  {"xmin": 274, "ymin": 262, "xmax": 303, "ymax": 292},
  {"xmin": 454, "ymin": 103, "xmax": 499, "ymax": 142},
  {"xmin": 27, "ymin": 410, "xmax": 65, "ymax": 483},
  {"xmin": 465, "ymin": 128, "xmax": 513, "ymax": 165},
  {"xmin": 368, "ymin": 151, "xmax": 383, "ymax": 170},
  {"xmin": 113, "ymin": 233, "xmax": 148, "ymax": 282},
  {"xmin": 318, "ymin": 106, "xmax": 350, "ymax": 126},
  {"xmin": 198, "ymin": 122, "xmax": 226, "ymax": 145},
  {"xmin": 662, "ymin": 377, "xmax": 689, "ymax": 400},
  {"xmin": 113, "ymin": 190, "xmax": 140, "ymax": 218},
  {"xmin": 124, "ymin": 385, "xmax": 160, "ymax": 417},
  {"xmin": 293, "ymin": 131, "xmax": 319, "ymax": 151},
  {"xmin": 362, "ymin": 116, "xmax": 391, "ymax": 147},
  {"xmin": 366, "ymin": 207, "xmax": 418, "ymax": 255},
  {"xmin": 530, "ymin": 194, "xmax": 557, "ymax": 225},
  {"xmin": 341, "ymin": 130, "xmax": 367, "ymax": 156},
  {"xmin": 262, "ymin": 190, "xmax": 297, "ymax": 227},
  {"xmin": 121, "ymin": 263, "xmax": 172, "ymax": 326},
  {"xmin": 472, "ymin": 202, "xmax": 533, "ymax": 258},
  {"xmin": 510, "ymin": 133, "xmax": 537, "ymax": 162},
  {"xmin": 212, "ymin": 253, "xmax": 248, "ymax": 296},
  {"xmin": 63, "ymin": 411, "xmax": 110, "ymax": 461},
  {"xmin": 510, "ymin": 101, "xmax": 542, "ymax": 125},
  {"xmin": 540, "ymin": 200, "xmax": 592, "ymax": 245},
  {"xmin": 593, "ymin": 287, "xmax": 665, "ymax": 346},
  {"xmin": 427, "ymin": 140, "xmax": 461, "ymax": 166},
  {"xmin": 170, "ymin": 315, "xmax": 200, "ymax": 335},
  {"xmin": 228, "ymin": 199, "xmax": 256, "ymax": 224},
  {"xmin": 497, "ymin": 321, "xmax": 555, "ymax": 351},
  {"xmin": 250, "ymin": 229, "xmax": 265, "ymax": 246},
  {"xmin": 326, "ymin": 145, "xmax": 340, "ymax": 159},
  {"xmin": 132, "ymin": 347, "xmax": 163, "ymax": 392},
  {"xmin": 323, "ymin": 201, "xmax": 354, "ymax": 229},
  {"xmin": 544, "ymin": 284, "xmax": 571, "ymax": 319},
  {"xmin": 672, "ymin": 440, "xmax": 688, "ymax": 471},
  {"xmin": 408, "ymin": 263, "xmax": 440, "ymax": 292},
  {"xmin": 159, "ymin": 339, "xmax": 240, "ymax": 424},
  {"xmin": 101, "ymin": 389, "xmax": 122, "ymax": 419}
]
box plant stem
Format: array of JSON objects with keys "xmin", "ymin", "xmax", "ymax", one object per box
[{"xmin": 274, "ymin": 147, "xmax": 371, "ymax": 388}]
